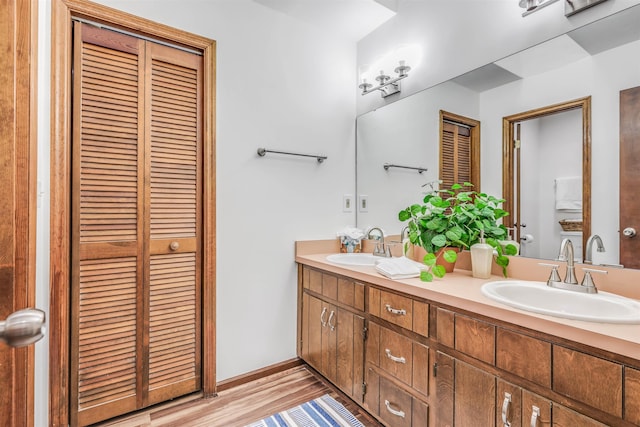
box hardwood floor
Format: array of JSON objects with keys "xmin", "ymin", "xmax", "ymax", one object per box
[{"xmin": 93, "ymin": 365, "xmax": 383, "ymax": 427}]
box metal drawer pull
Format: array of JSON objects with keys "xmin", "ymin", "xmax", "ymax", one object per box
[
  {"xmin": 385, "ymin": 304, "xmax": 406, "ymax": 315},
  {"xmin": 328, "ymin": 310, "xmax": 336, "ymax": 331},
  {"xmin": 320, "ymin": 307, "xmax": 328, "ymax": 327},
  {"xmin": 385, "ymin": 348, "xmax": 406, "ymax": 364},
  {"xmin": 530, "ymin": 405, "xmax": 540, "ymax": 427},
  {"xmin": 501, "ymin": 392, "xmax": 512, "ymax": 427},
  {"xmin": 384, "ymin": 400, "xmax": 405, "ymax": 418}
]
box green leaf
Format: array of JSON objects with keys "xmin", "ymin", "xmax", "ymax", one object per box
[
  {"xmin": 432, "ymin": 264, "xmax": 447, "ymax": 278},
  {"xmin": 426, "ymin": 217, "xmax": 446, "ymax": 231},
  {"xmin": 442, "ymin": 249, "xmax": 458, "ymax": 263},
  {"xmin": 445, "ymin": 227, "xmax": 463, "ymax": 242},
  {"xmin": 451, "ymin": 183, "xmax": 462, "ymax": 190},
  {"xmin": 431, "ymin": 234, "xmax": 447, "ymax": 248},
  {"xmin": 420, "ymin": 271, "xmax": 434, "ymax": 282},
  {"xmin": 410, "ymin": 204, "xmax": 423, "ymax": 215},
  {"xmin": 398, "ymin": 209, "xmax": 410, "ymax": 221},
  {"xmin": 504, "ymin": 243, "xmax": 518, "ymax": 256},
  {"xmin": 423, "ymin": 252, "xmax": 437, "ymax": 266},
  {"xmin": 495, "ymin": 255, "xmax": 509, "ymax": 268}
]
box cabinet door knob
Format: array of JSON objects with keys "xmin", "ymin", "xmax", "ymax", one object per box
[
  {"xmin": 501, "ymin": 392, "xmax": 512, "ymax": 427},
  {"xmin": 170, "ymin": 241, "xmax": 180, "ymax": 251},
  {"xmin": 623, "ymin": 227, "xmax": 637, "ymax": 238}
]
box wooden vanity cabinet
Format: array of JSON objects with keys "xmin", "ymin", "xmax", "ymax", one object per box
[
  {"xmin": 434, "ymin": 306, "xmax": 634, "ymax": 427},
  {"xmin": 297, "ymin": 263, "xmax": 640, "ymax": 426},
  {"xmin": 299, "ymin": 267, "xmax": 366, "ymax": 403}
]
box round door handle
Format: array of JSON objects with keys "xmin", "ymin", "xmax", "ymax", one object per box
[
  {"xmin": 623, "ymin": 227, "xmax": 637, "ymax": 238},
  {"xmin": 169, "ymin": 241, "xmax": 180, "ymax": 251}
]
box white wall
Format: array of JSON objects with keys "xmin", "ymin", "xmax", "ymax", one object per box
[
  {"xmin": 356, "ymin": 81, "xmax": 479, "ymax": 233},
  {"xmin": 357, "ymin": 0, "xmax": 640, "ymax": 115},
  {"xmin": 35, "ymin": 0, "xmax": 360, "ymax": 418}
]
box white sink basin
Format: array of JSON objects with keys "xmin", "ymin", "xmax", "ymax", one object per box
[
  {"xmin": 326, "ymin": 253, "xmax": 379, "ymax": 266},
  {"xmin": 481, "ymin": 280, "xmax": 640, "ymax": 324}
]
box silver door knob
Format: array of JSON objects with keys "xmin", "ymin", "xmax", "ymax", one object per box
[
  {"xmin": 0, "ymin": 308, "xmax": 46, "ymax": 348},
  {"xmin": 623, "ymin": 227, "xmax": 637, "ymax": 238}
]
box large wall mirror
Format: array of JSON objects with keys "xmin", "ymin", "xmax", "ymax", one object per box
[{"xmin": 356, "ymin": 4, "xmax": 640, "ymax": 266}]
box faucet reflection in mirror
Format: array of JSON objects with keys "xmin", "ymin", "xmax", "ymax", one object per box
[{"xmin": 358, "ymin": 60, "xmax": 411, "ymax": 98}]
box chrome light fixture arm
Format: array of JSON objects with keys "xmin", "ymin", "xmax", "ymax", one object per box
[{"xmin": 359, "ymin": 61, "xmax": 411, "ymax": 98}]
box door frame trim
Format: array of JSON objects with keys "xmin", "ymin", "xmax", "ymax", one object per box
[
  {"xmin": 49, "ymin": 1, "xmax": 216, "ymax": 425},
  {"xmin": 2, "ymin": 0, "xmax": 38, "ymax": 426}
]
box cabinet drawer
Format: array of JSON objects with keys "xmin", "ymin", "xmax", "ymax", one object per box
[
  {"xmin": 455, "ymin": 314, "xmax": 494, "ymax": 364},
  {"xmin": 625, "ymin": 367, "xmax": 640, "ymax": 424},
  {"xmin": 365, "ymin": 368, "xmax": 429, "ymax": 427},
  {"xmin": 337, "ymin": 277, "xmax": 365, "ymax": 311},
  {"xmin": 496, "ymin": 328, "xmax": 551, "ymax": 388},
  {"xmin": 553, "ymin": 346, "xmax": 623, "ymax": 418},
  {"xmin": 369, "ymin": 287, "xmax": 429, "ymax": 337},
  {"xmin": 367, "ymin": 322, "xmax": 430, "ymax": 396}
]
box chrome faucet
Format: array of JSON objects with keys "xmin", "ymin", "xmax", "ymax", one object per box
[
  {"xmin": 544, "ymin": 238, "xmax": 601, "ymax": 293},
  {"xmin": 367, "ymin": 227, "xmax": 391, "ymax": 257},
  {"xmin": 584, "ymin": 234, "xmax": 605, "ymax": 264},
  {"xmin": 557, "ymin": 238, "xmax": 578, "ymax": 285}
]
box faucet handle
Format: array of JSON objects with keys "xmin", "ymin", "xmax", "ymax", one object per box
[
  {"xmin": 580, "ymin": 268, "xmax": 607, "ymax": 293},
  {"xmin": 539, "ymin": 263, "xmax": 561, "ymax": 284}
]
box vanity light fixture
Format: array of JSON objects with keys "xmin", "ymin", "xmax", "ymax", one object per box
[
  {"xmin": 359, "ymin": 60, "xmax": 411, "ymax": 97},
  {"xmin": 519, "ymin": 0, "xmax": 560, "ymax": 15}
]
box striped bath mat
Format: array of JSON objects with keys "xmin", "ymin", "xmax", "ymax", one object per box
[{"xmin": 246, "ymin": 394, "xmax": 365, "ymax": 427}]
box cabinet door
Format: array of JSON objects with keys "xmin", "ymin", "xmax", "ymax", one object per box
[
  {"xmin": 497, "ymin": 380, "xmax": 522, "ymax": 427},
  {"xmin": 522, "ymin": 390, "xmax": 551, "ymax": 427},
  {"xmin": 301, "ymin": 293, "xmax": 365, "ymax": 400},
  {"xmin": 335, "ymin": 308, "xmax": 365, "ymax": 403},
  {"xmin": 302, "ymin": 294, "xmax": 324, "ymax": 372},
  {"xmin": 455, "ymin": 360, "xmax": 496, "ymax": 426}
]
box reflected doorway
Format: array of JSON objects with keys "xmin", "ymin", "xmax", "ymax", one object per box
[{"xmin": 502, "ymin": 97, "xmax": 591, "ymax": 261}]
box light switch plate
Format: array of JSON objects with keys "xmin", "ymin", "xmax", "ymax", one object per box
[
  {"xmin": 358, "ymin": 195, "xmax": 368, "ymax": 212},
  {"xmin": 343, "ymin": 194, "xmax": 354, "ymax": 212}
]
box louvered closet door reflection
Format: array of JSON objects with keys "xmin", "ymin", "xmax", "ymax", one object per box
[
  {"xmin": 146, "ymin": 42, "xmax": 202, "ymax": 405},
  {"xmin": 441, "ymin": 121, "xmax": 471, "ymax": 189},
  {"xmin": 71, "ymin": 23, "xmax": 202, "ymax": 426}
]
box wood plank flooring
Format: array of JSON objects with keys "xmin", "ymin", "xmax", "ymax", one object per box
[{"xmin": 93, "ymin": 365, "xmax": 383, "ymax": 427}]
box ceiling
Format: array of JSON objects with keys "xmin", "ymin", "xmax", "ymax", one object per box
[{"xmin": 252, "ymin": 0, "xmax": 396, "ymax": 41}]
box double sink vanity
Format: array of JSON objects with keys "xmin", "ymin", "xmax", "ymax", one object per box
[{"xmin": 296, "ymin": 239, "xmax": 640, "ymax": 427}]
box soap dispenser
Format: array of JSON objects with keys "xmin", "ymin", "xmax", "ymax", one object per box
[{"xmin": 471, "ymin": 230, "xmax": 493, "ymax": 279}]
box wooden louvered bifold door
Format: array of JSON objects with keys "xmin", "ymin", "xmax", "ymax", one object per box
[
  {"xmin": 146, "ymin": 42, "xmax": 202, "ymax": 405},
  {"xmin": 71, "ymin": 23, "xmax": 202, "ymax": 427},
  {"xmin": 440, "ymin": 121, "xmax": 472, "ymax": 189}
]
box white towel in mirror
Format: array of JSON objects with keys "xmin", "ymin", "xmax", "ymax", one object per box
[{"xmin": 555, "ymin": 176, "xmax": 582, "ymax": 210}]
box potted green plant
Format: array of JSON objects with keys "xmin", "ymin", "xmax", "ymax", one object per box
[{"xmin": 398, "ymin": 182, "xmax": 518, "ymax": 282}]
